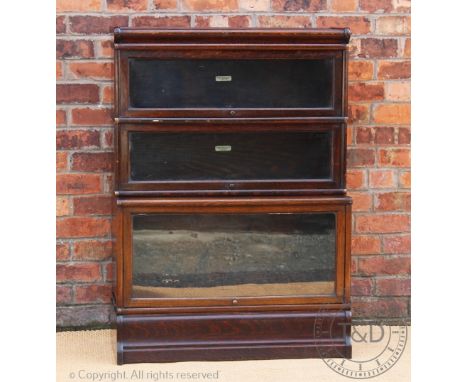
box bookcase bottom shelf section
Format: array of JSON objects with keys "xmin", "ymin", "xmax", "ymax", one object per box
[{"xmin": 116, "ymin": 309, "xmax": 351, "ymax": 364}]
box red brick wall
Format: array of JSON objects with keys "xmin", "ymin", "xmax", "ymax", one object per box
[{"xmin": 56, "ymin": 0, "xmax": 411, "ymax": 327}]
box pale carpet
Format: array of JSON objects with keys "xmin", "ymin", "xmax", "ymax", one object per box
[{"xmin": 57, "ymin": 327, "xmax": 410, "ymax": 382}]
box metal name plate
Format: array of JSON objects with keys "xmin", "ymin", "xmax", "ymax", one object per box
[
  {"xmin": 215, "ymin": 75, "xmax": 232, "ymax": 82},
  {"xmin": 215, "ymin": 145, "xmax": 232, "ymax": 152}
]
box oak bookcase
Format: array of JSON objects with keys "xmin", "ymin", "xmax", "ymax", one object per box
[{"xmin": 112, "ymin": 28, "xmax": 352, "ymax": 364}]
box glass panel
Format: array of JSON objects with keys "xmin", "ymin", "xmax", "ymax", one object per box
[
  {"xmin": 132, "ymin": 213, "xmax": 336, "ymax": 299},
  {"xmin": 129, "ymin": 131, "xmax": 332, "ymax": 181},
  {"xmin": 128, "ymin": 58, "xmax": 334, "ymax": 109}
]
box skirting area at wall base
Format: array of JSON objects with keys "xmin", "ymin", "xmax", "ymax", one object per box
[{"xmin": 116, "ymin": 310, "xmax": 351, "ymax": 364}]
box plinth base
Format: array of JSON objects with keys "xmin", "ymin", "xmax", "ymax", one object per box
[{"xmin": 116, "ymin": 310, "xmax": 351, "ymax": 364}]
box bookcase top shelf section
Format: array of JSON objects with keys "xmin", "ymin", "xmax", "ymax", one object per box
[
  {"xmin": 114, "ymin": 28, "xmax": 351, "ymax": 119},
  {"xmin": 114, "ymin": 28, "xmax": 351, "ymax": 46}
]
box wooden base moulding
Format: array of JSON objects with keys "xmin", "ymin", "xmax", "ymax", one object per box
[{"xmin": 116, "ymin": 309, "xmax": 352, "ymax": 364}]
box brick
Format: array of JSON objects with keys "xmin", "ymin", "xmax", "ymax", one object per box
[
  {"xmin": 348, "ymin": 38, "xmax": 361, "ymax": 58},
  {"xmin": 356, "ymin": 127, "xmax": 397, "ymax": 145},
  {"xmin": 393, "ymin": 0, "xmax": 411, "ymax": 13},
  {"xmin": 349, "ymin": 83, "xmax": 384, "ymax": 102},
  {"xmin": 56, "ymin": 84, "xmax": 100, "ymax": 104},
  {"xmin": 56, "ymin": 197, "xmax": 70, "ymax": 217},
  {"xmin": 375, "ymin": 192, "xmax": 410, "ymax": 211},
  {"xmin": 57, "ymin": 130, "xmax": 100, "ymax": 150},
  {"xmin": 181, "ymin": 0, "xmax": 238, "ymax": 11},
  {"xmin": 398, "ymin": 127, "xmax": 411, "ymax": 144},
  {"xmin": 57, "ymin": 217, "xmax": 111, "ymax": 238},
  {"xmin": 375, "ymin": 127, "xmax": 395, "ymax": 144},
  {"xmin": 385, "ymin": 81, "xmax": 410, "ymax": 101},
  {"xmin": 378, "ymin": 148, "xmax": 411, "ymax": 167},
  {"xmin": 104, "ymin": 262, "xmax": 115, "ymax": 282},
  {"xmin": 75, "ymin": 284, "xmax": 112, "ymax": 304},
  {"xmin": 355, "ymin": 214, "xmax": 410, "ymax": 233},
  {"xmin": 355, "ymin": 127, "xmax": 372, "ymax": 144},
  {"xmin": 348, "ymin": 61, "xmax": 374, "ymax": 81},
  {"xmin": 375, "ymin": 278, "xmax": 410, "ymax": 296},
  {"xmin": 257, "ymin": 15, "xmax": 312, "ymax": 28},
  {"xmin": 153, "ymin": 0, "xmax": 178, "ymax": 9},
  {"xmin": 403, "ymin": 38, "xmax": 411, "ymax": 58},
  {"xmin": 132, "ymin": 16, "xmax": 192, "ymax": 28},
  {"xmin": 271, "ymin": 0, "xmax": 326, "ymax": 11},
  {"xmin": 56, "ymin": 305, "xmax": 112, "ymax": 327},
  {"xmin": 352, "ymin": 235, "xmax": 380, "ymax": 255},
  {"xmin": 73, "ymin": 240, "xmax": 113, "ymax": 260},
  {"xmin": 106, "ymin": 0, "xmax": 147, "ymax": 11},
  {"xmin": 360, "ymin": 38, "xmax": 398, "ymax": 58},
  {"xmin": 331, "ymin": 0, "xmax": 358, "ymax": 12},
  {"xmin": 399, "ymin": 171, "xmax": 411, "ymax": 188},
  {"xmin": 57, "ymin": 110, "xmax": 67, "ymax": 126},
  {"xmin": 71, "ymin": 107, "xmax": 112, "ymax": 126},
  {"xmin": 57, "ymin": 0, "xmax": 101, "ymax": 12},
  {"xmin": 382, "ymin": 235, "xmax": 411, "ymax": 254},
  {"xmin": 57, "ymin": 263, "xmax": 102, "ymax": 282},
  {"xmin": 351, "ymin": 278, "xmax": 373, "ymax": 296},
  {"xmin": 348, "ymin": 104, "xmax": 370, "ymax": 124},
  {"xmin": 369, "ymin": 170, "xmax": 396, "ymax": 188},
  {"xmin": 377, "ymin": 61, "xmax": 411, "ymax": 79},
  {"xmin": 57, "ymin": 243, "xmax": 70, "ymax": 261},
  {"xmin": 57, "ymin": 16, "xmax": 66, "ymax": 34},
  {"xmin": 56, "ymin": 174, "xmax": 102, "ymax": 195},
  {"xmin": 71, "ymin": 152, "xmax": 113, "ymax": 172},
  {"xmin": 348, "ymin": 148, "xmax": 375, "ymax": 167},
  {"xmin": 102, "ymin": 85, "xmax": 113, "ymax": 104},
  {"xmin": 57, "ymin": 285, "xmax": 73, "ymax": 304},
  {"xmin": 239, "ymin": 0, "xmax": 270, "ymax": 11},
  {"xmin": 347, "ymin": 126, "xmax": 353, "ymax": 145},
  {"xmin": 349, "ymin": 192, "xmax": 372, "ymax": 211},
  {"xmin": 70, "ymin": 16, "xmax": 129, "ymax": 34},
  {"xmin": 351, "ymin": 258, "xmax": 358, "ymax": 273},
  {"xmin": 103, "ymin": 174, "xmax": 114, "ymax": 193},
  {"xmin": 376, "ymin": 16, "xmax": 411, "ymax": 35},
  {"xmin": 68, "ymin": 62, "xmax": 113, "ymax": 80},
  {"xmin": 352, "ymin": 297, "xmax": 408, "ymax": 318},
  {"xmin": 359, "ymin": 256, "xmax": 410, "ymax": 275},
  {"xmin": 346, "ymin": 169, "xmax": 366, "ymax": 190},
  {"xmin": 73, "ymin": 196, "xmax": 113, "ymax": 215},
  {"xmin": 56, "ymin": 40, "xmax": 94, "ymax": 59},
  {"xmin": 374, "ymin": 104, "xmax": 410, "ymax": 124},
  {"xmin": 317, "ymin": 17, "xmax": 371, "ymax": 35},
  {"xmin": 56, "ymin": 152, "xmax": 68, "ymax": 172},
  {"xmin": 56, "ymin": 62, "xmax": 63, "ymax": 79},
  {"xmin": 99, "ymin": 40, "xmax": 113, "ymax": 58},
  {"xmin": 194, "ymin": 15, "xmax": 252, "ymax": 28},
  {"xmin": 103, "ymin": 130, "xmax": 114, "ymax": 148},
  {"xmin": 359, "ymin": 0, "xmax": 393, "ymax": 13}
]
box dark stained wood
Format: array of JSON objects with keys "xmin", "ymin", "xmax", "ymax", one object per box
[
  {"xmin": 117, "ymin": 121, "xmax": 346, "ymax": 196},
  {"xmin": 117, "ymin": 310, "xmax": 351, "ymax": 364},
  {"xmin": 114, "ymin": 28, "xmax": 351, "ymax": 45},
  {"xmin": 114, "ymin": 28, "xmax": 348, "ymax": 119},
  {"xmin": 113, "ymin": 28, "xmax": 352, "ymax": 364}
]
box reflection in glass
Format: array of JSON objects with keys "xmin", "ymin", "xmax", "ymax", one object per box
[
  {"xmin": 132, "ymin": 213, "xmax": 336, "ymax": 299},
  {"xmin": 129, "ymin": 58, "xmax": 334, "ymax": 109},
  {"xmin": 129, "ymin": 131, "xmax": 332, "ymax": 182}
]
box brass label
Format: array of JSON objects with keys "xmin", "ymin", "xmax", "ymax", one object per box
[
  {"xmin": 215, "ymin": 145, "xmax": 232, "ymax": 152},
  {"xmin": 215, "ymin": 75, "xmax": 232, "ymax": 82}
]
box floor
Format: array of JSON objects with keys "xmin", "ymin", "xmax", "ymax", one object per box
[{"xmin": 57, "ymin": 326, "xmax": 410, "ymax": 382}]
